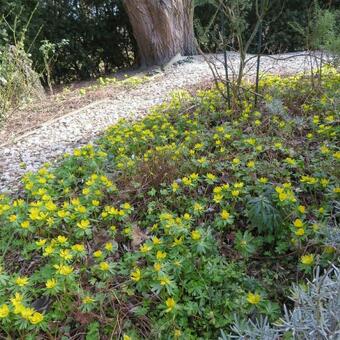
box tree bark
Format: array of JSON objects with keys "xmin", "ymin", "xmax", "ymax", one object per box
[{"xmin": 124, "ymin": 0, "xmax": 196, "ymax": 67}]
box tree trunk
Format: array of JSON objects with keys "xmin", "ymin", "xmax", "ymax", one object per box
[{"xmin": 124, "ymin": 0, "xmax": 196, "ymax": 67}]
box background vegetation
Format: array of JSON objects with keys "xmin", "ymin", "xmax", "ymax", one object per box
[{"xmin": 0, "ymin": 0, "xmax": 338, "ymax": 85}]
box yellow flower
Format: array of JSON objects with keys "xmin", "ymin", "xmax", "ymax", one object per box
[
  {"xmin": 213, "ymin": 194, "xmax": 223, "ymax": 203},
  {"xmin": 21, "ymin": 307, "xmax": 35, "ymax": 320},
  {"xmin": 93, "ymin": 250, "xmax": 103, "ymax": 258},
  {"xmin": 99, "ymin": 261, "xmax": 110, "ymax": 271},
  {"xmin": 92, "ymin": 200, "xmax": 100, "ymax": 207},
  {"xmin": 247, "ymin": 161, "xmax": 255, "ymax": 168},
  {"xmin": 29, "ymin": 312, "xmax": 44, "ymax": 324},
  {"xmin": 183, "ymin": 213, "xmax": 191, "ymax": 221},
  {"xmin": 232, "ymin": 158, "xmax": 240, "ymax": 165},
  {"xmin": 295, "ymin": 228, "xmax": 305, "ymax": 236},
  {"xmin": 45, "ymin": 278, "xmax": 57, "ymax": 289},
  {"xmin": 57, "ymin": 235, "xmax": 68, "ymax": 244},
  {"xmin": 182, "ymin": 177, "xmax": 192, "ymax": 186},
  {"xmin": 160, "ymin": 276, "xmax": 171, "ymax": 286},
  {"xmin": 140, "ymin": 243, "xmax": 152, "ymax": 253},
  {"xmin": 165, "ymin": 297, "xmax": 176, "ymax": 312},
  {"xmin": 234, "ymin": 182, "xmax": 244, "ymax": 188},
  {"xmin": 131, "ymin": 268, "xmax": 141, "ymax": 282},
  {"xmin": 193, "ymin": 202, "xmax": 204, "ymax": 212},
  {"xmin": 20, "ymin": 221, "xmax": 30, "ymax": 229},
  {"xmin": 82, "ymin": 296, "xmax": 95, "ymax": 304},
  {"xmin": 320, "ymin": 179, "xmax": 329, "ymax": 187},
  {"xmin": 190, "ymin": 173, "xmax": 199, "ymax": 180},
  {"xmin": 206, "ymin": 173, "xmax": 216, "ymax": 181},
  {"xmin": 278, "ymin": 192, "xmax": 287, "ymax": 201},
  {"xmin": 122, "ymin": 202, "xmax": 131, "ymax": 210},
  {"xmin": 54, "ymin": 264, "xmax": 73, "ymax": 275},
  {"xmin": 152, "ymin": 236, "xmax": 162, "ymax": 245},
  {"xmin": 15, "ymin": 276, "xmax": 29, "ymax": 287},
  {"xmin": 77, "ymin": 219, "xmax": 90, "ymax": 230},
  {"xmin": 0, "ymin": 304, "xmax": 9, "ymax": 318},
  {"xmin": 259, "ymin": 177, "xmax": 268, "ymax": 184},
  {"xmin": 36, "ymin": 239, "xmax": 47, "ymax": 247},
  {"xmin": 172, "ymin": 237, "xmax": 183, "ymax": 247},
  {"xmin": 247, "ymin": 292, "xmax": 261, "ymax": 305},
  {"xmin": 231, "ymin": 190, "xmax": 240, "ymax": 197},
  {"xmin": 60, "ymin": 249, "xmax": 73, "ymax": 260},
  {"xmin": 174, "ymin": 329, "xmax": 182, "ymax": 338},
  {"xmin": 324, "ymin": 245, "xmax": 336, "ymax": 254},
  {"xmin": 301, "ymin": 254, "xmax": 314, "ymax": 266},
  {"xmin": 57, "ymin": 210, "xmax": 67, "ymax": 218},
  {"xmin": 154, "ymin": 263, "xmax": 162, "ymax": 272},
  {"xmin": 293, "ymin": 219, "xmax": 303, "ymax": 228},
  {"xmin": 123, "ymin": 335, "xmax": 132, "ymax": 340},
  {"xmin": 298, "ymin": 205, "xmax": 306, "ymax": 213},
  {"xmin": 191, "ymin": 230, "xmax": 201, "ymax": 240},
  {"xmin": 45, "ymin": 201, "xmax": 57, "ymax": 211},
  {"xmin": 220, "ymin": 210, "xmax": 230, "ymax": 220},
  {"xmin": 320, "ymin": 145, "xmax": 330, "ymax": 154},
  {"xmin": 72, "ymin": 244, "xmax": 85, "ymax": 252},
  {"xmin": 171, "ymin": 182, "xmax": 179, "ymax": 192},
  {"xmin": 213, "ymin": 186, "xmax": 222, "ymax": 194},
  {"xmin": 11, "ymin": 292, "xmax": 23, "ymax": 307},
  {"xmin": 43, "ymin": 245, "xmax": 55, "ymax": 257},
  {"xmin": 156, "ymin": 250, "xmax": 167, "ymax": 260},
  {"xmin": 105, "ymin": 242, "xmax": 113, "ymax": 251},
  {"xmin": 9, "ymin": 214, "xmax": 17, "ymax": 222}
]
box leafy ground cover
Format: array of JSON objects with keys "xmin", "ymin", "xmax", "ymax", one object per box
[{"xmin": 0, "ymin": 68, "xmax": 339, "ymax": 339}]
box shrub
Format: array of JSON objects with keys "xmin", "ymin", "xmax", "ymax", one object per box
[{"xmin": 221, "ymin": 266, "xmax": 340, "ymax": 339}]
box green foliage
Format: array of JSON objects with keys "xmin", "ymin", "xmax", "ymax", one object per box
[
  {"xmin": 195, "ymin": 0, "xmax": 339, "ymax": 53},
  {"xmin": 0, "ymin": 10, "xmax": 43, "ymax": 122},
  {"xmin": 0, "ymin": 68, "xmax": 339, "ymax": 338},
  {"xmin": 289, "ymin": 0, "xmax": 340, "ymax": 53},
  {"xmin": 247, "ymin": 194, "xmax": 282, "ymax": 235},
  {"xmin": 0, "ymin": 0, "xmax": 136, "ymax": 83}
]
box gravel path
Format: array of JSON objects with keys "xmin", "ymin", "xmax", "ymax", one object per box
[{"xmin": 0, "ymin": 52, "xmax": 314, "ymax": 193}]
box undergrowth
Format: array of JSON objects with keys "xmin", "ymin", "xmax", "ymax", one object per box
[{"xmin": 0, "ymin": 67, "xmax": 339, "ymax": 339}]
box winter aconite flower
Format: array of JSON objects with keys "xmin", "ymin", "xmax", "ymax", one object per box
[
  {"xmin": 77, "ymin": 219, "xmax": 90, "ymax": 230},
  {"xmin": 293, "ymin": 219, "xmax": 303, "ymax": 228},
  {"xmin": 54, "ymin": 264, "xmax": 73, "ymax": 276},
  {"xmin": 99, "ymin": 262, "xmax": 110, "ymax": 271},
  {"xmin": 165, "ymin": 297, "xmax": 176, "ymax": 312},
  {"xmin": 0, "ymin": 304, "xmax": 9, "ymax": 318},
  {"xmin": 46, "ymin": 278, "xmax": 57, "ymax": 289},
  {"xmin": 220, "ymin": 210, "xmax": 230, "ymax": 220},
  {"xmin": 82, "ymin": 296, "xmax": 95, "ymax": 304},
  {"xmin": 131, "ymin": 268, "xmax": 141, "ymax": 282},
  {"xmin": 15, "ymin": 276, "xmax": 29, "ymax": 287},
  {"xmin": 29, "ymin": 312, "xmax": 44, "ymax": 324},
  {"xmin": 191, "ymin": 230, "xmax": 201, "ymax": 240},
  {"xmin": 156, "ymin": 250, "xmax": 167, "ymax": 260},
  {"xmin": 247, "ymin": 292, "xmax": 261, "ymax": 305},
  {"xmin": 300, "ymin": 254, "xmax": 314, "ymax": 266},
  {"xmin": 295, "ymin": 228, "xmax": 305, "ymax": 236}
]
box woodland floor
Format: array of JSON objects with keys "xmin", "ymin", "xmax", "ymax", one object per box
[{"xmin": 0, "ymin": 52, "xmax": 316, "ymax": 193}]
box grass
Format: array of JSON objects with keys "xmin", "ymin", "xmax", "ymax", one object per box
[{"xmin": 0, "ymin": 67, "xmax": 339, "ymax": 339}]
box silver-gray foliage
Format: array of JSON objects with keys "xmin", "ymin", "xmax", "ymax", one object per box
[{"xmin": 220, "ymin": 266, "xmax": 340, "ymax": 340}]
